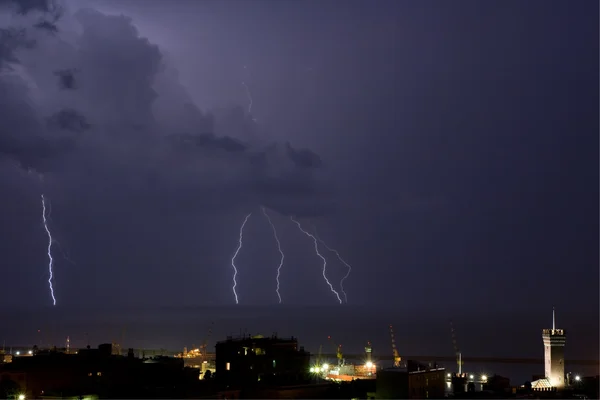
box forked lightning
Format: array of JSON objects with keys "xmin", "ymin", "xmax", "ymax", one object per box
[
  {"xmin": 241, "ymin": 81, "xmax": 253, "ymax": 114},
  {"xmin": 290, "ymin": 216, "xmax": 342, "ymax": 304},
  {"xmin": 262, "ymin": 207, "xmax": 285, "ymax": 303},
  {"xmin": 41, "ymin": 194, "xmax": 57, "ymax": 306},
  {"xmin": 231, "ymin": 213, "xmax": 252, "ymax": 304},
  {"xmin": 314, "ymin": 231, "xmax": 352, "ymax": 304}
]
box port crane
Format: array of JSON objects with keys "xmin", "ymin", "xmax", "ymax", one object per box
[
  {"xmin": 200, "ymin": 321, "xmax": 214, "ymax": 363},
  {"xmin": 389, "ymin": 325, "xmax": 401, "ymax": 367},
  {"xmin": 449, "ymin": 319, "xmax": 463, "ymax": 374},
  {"xmin": 327, "ymin": 336, "xmax": 344, "ymax": 368}
]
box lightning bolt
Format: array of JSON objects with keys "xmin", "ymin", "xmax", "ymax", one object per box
[
  {"xmin": 43, "ymin": 199, "xmax": 75, "ymax": 266},
  {"xmin": 290, "ymin": 216, "xmax": 342, "ymax": 304},
  {"xmin": 241, "ymin": 81, "xmax": 253, "ymax": 115},
  {"xmin": 231, "ymin": 213, "xmax": 252, "ymax": 304},
  {"xmin": 262, "ymin": 207, "xmax": 285, "ymax": 304},
  {"xmin": 41, "ymin": 194, "xmax": 56, "ymax": 306},
  {"xmin": 313, "ymin": 229, "xmax": 352, "ymax": 304}
]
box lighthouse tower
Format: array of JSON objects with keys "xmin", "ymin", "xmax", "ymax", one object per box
[{"xmin": 542, "ymin": 307, "xmax": 566, "ymax": 389}]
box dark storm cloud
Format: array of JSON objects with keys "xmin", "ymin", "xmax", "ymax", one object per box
[
  {"xmin": 32, "ymin": 19, "xmax": 58, "ymax": 33},
  {"xmin": 53, "ymin": 68, "xmax": 77, "ymax": 89},
  {"xmin": 168, "ymin": 133, "xmax": 247, "ymax": 153},
  {"xmin": 0, "ymin": 0, "xmax": 62, "ymax": 69},
  {"xmin": 47, "ymin": 108, "xmax": 90, "ymax": 132},
  {"xmin": 0, "ymin": 0, "xmax": 63, "ymax": 33},
  {"xmin": 285, "ymin": 142, "xmax": 322, "ymax": 169},
  {"xmin": 0, "ymin": 4, "xmax": 336, "ymax": 217},
  {"xmin": 0, "ymin": 74, "xmax": 72, "ymax": 172},
  {"xmin": 0, "ymin": 27, "xmax": 33, "ymax": 69},
  {"xmin": 0, "ymin": 0, "xmax": 54, "ymax": 14}
]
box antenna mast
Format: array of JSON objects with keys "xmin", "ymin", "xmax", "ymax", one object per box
[{"xmin": 449, "ymin": 319, "xmax": 462, "ymax": 375}]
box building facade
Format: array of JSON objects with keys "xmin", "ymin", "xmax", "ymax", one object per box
[
  {"xmin": 376, "ymin": 364, "xmax": 446, "ymax": 399},
  {"xmin": 215, "ymin": 335, "xmax": 310, "ymax": 388}
]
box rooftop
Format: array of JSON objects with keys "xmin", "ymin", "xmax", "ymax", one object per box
[
  {"xmin": 542, "ymin": 328, "xmax": 565, "ymax": 336},
  {"xmin": 217, "ymin": 334, "xmax": 298, "ymax": 344}
]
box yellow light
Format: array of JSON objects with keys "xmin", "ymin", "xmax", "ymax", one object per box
[
  {"xmin": 323, "ymin": 363, "xmax": 329, "ymax": 371},
  {"xmin": 18, "ymin": 395, "xmax": 25, "ymax": 400},
  {"xmin": 365, "ymin": 361, "xmax": 373, "ymax": 369}
]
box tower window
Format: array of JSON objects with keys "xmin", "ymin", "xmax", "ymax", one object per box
[{"xmin": 226, "ymin": 362, "xmax": 231, "ymax": 371}]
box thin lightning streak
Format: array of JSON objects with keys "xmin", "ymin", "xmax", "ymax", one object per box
[
  {"xmin": 54, "ymin": 240, "xmax": 76, "ymax": 266},
  {"xmin": 290, "ymin": 216, "xmax": 342, "ymax": 304},
  {"xmin": 231, "ymin": 213, "xmax": 252, "ymax": 304},
  {"xmin": 313, "ymin": 228, "xmax": 352, "ymax": 304},
  {"xmin": 241, "ymin": 81, "xmax": 253, "ymax": 114},
  {"xmin": 46, "ymin": 198, "xmax": 52, "ymax": 219},
  {"xmin": 262, "ymin": 207, "xmax": 284, "ymax": 304},
  {"xmin": 41, "ymin": 194, "xmax": 56, "ymax": 306}
]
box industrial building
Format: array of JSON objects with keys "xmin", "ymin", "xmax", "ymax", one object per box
[{"xmin": 375, "ymin": 361, "xmax": 446, "ymax": 399}]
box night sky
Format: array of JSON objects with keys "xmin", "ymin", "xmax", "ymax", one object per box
[{"xmin": 0, "ymin": 0, "xmax": 597, "ymax": 364}]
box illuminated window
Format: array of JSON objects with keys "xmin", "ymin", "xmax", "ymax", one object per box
[
  {"xmin": 272, "ymin": 360, "xmax": 276, "ymax": 368},
  {"xmin": 87, "ymin": 373, "xmax": 92, "ymax": 377},
  {"xmin": 226, "ymin": 362, "xmax": 230, "ymax": 371},
  {"xmin": 97, "ymin": 372, "xmax": 102, "ymax": 376}
]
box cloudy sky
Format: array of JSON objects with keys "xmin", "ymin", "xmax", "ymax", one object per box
[{"xmin": 0, "ymin": 0, "xmax": 597, "ymax": 331}]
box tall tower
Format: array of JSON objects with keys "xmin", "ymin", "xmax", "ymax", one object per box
[{"xmin": 542, "ymin": 307, "xmax": 566, "ymax": 388}]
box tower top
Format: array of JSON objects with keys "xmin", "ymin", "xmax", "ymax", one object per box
[{"xmin": 543, "ymin": 306, "xmax": 565, "ymax": 337}]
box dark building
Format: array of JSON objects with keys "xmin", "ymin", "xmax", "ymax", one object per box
[
  {"xmin": 0, "ymin": 344, "xmax": 202, "ymax": 398},
  {"xmin": 215, "ymin": 335, "xmax": 310, "ymax": 389},
  {"xmin": 483, "ymin": 374, "xmax": 511, "ymax": 393},
  {"xmin": 408, "ymin": 367, "xmax": 446, "ymax": 399},
  {"xmin": 577, "ymin": 375, "xmax": 600, "ymax": 399},
  {"xmin": 375, "ymin": 362, "xmax": 446, "ymax": 399}
]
